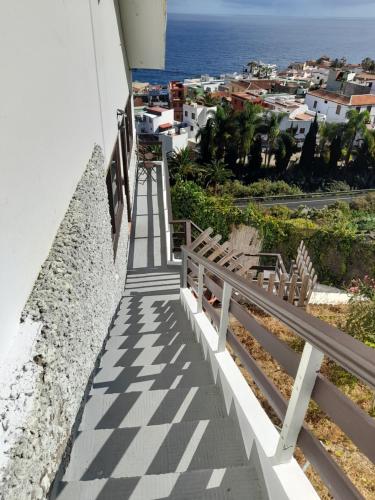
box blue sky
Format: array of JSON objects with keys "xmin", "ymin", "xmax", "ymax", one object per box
[{"xmin": 169, "ymin": 0, "xmax": 375, "ymax": 17}]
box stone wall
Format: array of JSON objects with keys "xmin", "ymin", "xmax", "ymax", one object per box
[{"xmin": 0, "ymin": 145, "xmax": 133, "ymax": 500}]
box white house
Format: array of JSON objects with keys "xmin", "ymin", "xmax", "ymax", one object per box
[
  {"xmin": 305, "ymin": 89, "xmax": 375, "ymax": 126},
  {"xmin": 310, "ymin": 67, "xmax": 330, "ymax": 86},
  {"xmin": 136, "ymin": 106, "xmax": 175, "ymax": 135},
  {"xmin": 183, "ymin": 103, "xmax": 217, "ymax": 140},
  {"xmin": 355, "ymin": 72, "xmax": 375, "ymax": 94},
  {"xmin": 264, "ymin": 95, "xmax": 325, "ymax": 143},
  {"xmin": 0, "ymin": 1, "xmax": 166, "ymax": 498},
  {"xmin": 286, "ymin": 107, "xmax": 326, "ymax": 144},
  {"xmin": 159, "ymin": 128, "xmax": 190, "ymax": 155}
]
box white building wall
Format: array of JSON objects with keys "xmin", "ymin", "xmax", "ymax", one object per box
[
  {"xmin": 305, "ymin": 94, "xmax": 349, "ymax": 123},
  {"xmin": 0, "ymin": 1, "xmax": 131, "ymax": 361},
  {"xmin": 139, "ymin": 109, "xmax": 174, "ymax": 134},
  {"xmin": 183, "ymin": 104, "xmax": 216, "ymax": 140},
  {"xmin": 160, "ymin": 131, "xmax": 189, "ymax": 155}
]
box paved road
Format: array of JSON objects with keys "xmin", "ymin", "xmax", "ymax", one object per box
[{"xmin": 235, "ymin": 193, "xmax": 363, "ymax": 210}]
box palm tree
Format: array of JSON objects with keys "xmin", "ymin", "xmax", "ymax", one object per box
[
  {"xmin": 196, "ymin": 92, "xmax": 220, "ymax": 107},
  {"xmin": 204, "ymin": 159, "xmax": 233, "ymax": 194},
  {"xmin": 275, "ymin": 132, "xmax": 296, "ymax": 174},
  {"xmin": 196, "ymin": 118, "xmax": 216, "ymax": 164},
  {"xmin": 167, "ymin": 148, "xmax": 204, "ymax": 183},
  {"xmin": 236, "ymin": 103, "xmax": 263, "ymax": 165},
  {"xmin": 212, "ymin": 105, "xmax": 236, "ymax": 160},
  {"xmin": 343, "ymin": 109, "xmax": 370, "ymax": 167},
  {"xmin": 263, "ymin": 112, "xmax": 287, "ymax": 167},
  {"xmin": 318, "ymin": 122, "xmax": 339, "ymax": 159}
]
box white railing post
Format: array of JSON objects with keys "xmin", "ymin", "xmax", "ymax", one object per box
[
  {"xmin": 274, "ymin": 342, "xmax": 324, "ymax": 464},
  {"xmin": 181, "ymin": 250, "xmax": 187, "ymax": 288},
  {"xmin": 217, "ymin": 282, "xmax": 232, "ymax": 352},
  {"xmin": 197, "ymin": 264, "xmax": 204, "ymax": 313}
]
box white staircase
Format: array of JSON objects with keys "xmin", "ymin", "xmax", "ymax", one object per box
[{"xmin": 53, "ymin": 166, "xmax": 268, "ymax": 499}]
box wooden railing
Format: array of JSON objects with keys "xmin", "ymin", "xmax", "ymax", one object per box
[{"xmin": 181, "ymin": 245, "xmax": 375, "ymax": 500}]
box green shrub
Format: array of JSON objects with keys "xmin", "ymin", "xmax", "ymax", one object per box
[
  {"xmin": 322, "ymin": 180, "xmax": 351, "ymax": 192},
  {"xmin": 171, "ymin": 181, "xmax": 243, "ymax": 240},
  {"xmin": 346, "ymin": 277, "xmax": 375, "ymax": 347},
  {"xmin": 350, "ymin": 192, "xmax": 375, "ymax": 212},
  {"xmin": 246, "ymin": 179, "xmax": 302, "ymax": 197},
  {"xmin": 215, "ymin": 179, "xmax": 302, "ymax": 198}
]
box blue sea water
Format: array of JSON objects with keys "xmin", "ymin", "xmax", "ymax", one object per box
[{"xmin": 133, "ymin": 14, "xmax": 375, "ymax": 84}]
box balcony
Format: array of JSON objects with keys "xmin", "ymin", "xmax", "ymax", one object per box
[{"xmin": 118, "ymin": 0, "xmax": 167, "ymax": 70}]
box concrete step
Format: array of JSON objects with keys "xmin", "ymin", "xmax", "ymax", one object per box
[
  {"xmin": 109, "ymin": 299, "xmax": 192, "ymax": 338},
  {"xmin": 105, "ymin": 331, "xmax": 196, "ymax": 351},
  {"xmin": 63, "ymin": 417, "xmax": 248, "ymax": 482},
  {"xmin": 91, "ymin": 361, "xmax": 214, "ymax": 395},
  {"xmin": 57, "ymin": 465, "xmax": 265, "ymax": 500},
  {"xmin": 99, "ymin": 343, "xmax": 203, "ymax": 368},
  {"xmin": 80, "ymin": 385, "xmax": 227, "ymax": 430}
]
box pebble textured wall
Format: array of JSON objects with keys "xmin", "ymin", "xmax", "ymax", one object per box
[{"xmin": 0, "ymin": 145, "xmax": 131, "ymax": 500}]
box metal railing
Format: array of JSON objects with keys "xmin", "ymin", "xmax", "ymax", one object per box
[
  {"xmin": 181, "ymin": 245, "xmax": 375, "ymax": 499},
  {"xmin": 234, "ymin": 188, "xmax": 375, "ymax": 206}
]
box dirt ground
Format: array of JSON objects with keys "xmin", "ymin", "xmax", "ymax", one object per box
[{"xmin": 229, "ymin": 303, "xmax": 375, "ymax": 499}]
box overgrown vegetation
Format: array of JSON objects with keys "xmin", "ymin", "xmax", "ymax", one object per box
[
  {"xmin": 347, "ymin": 276, "xmax": 375, "ymax": 347},
  {"xmin": 171, "ymin": 181, "xmax": 375, "ymax": 284}
]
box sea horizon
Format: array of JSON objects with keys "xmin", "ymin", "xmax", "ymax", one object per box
[{"xmin": 133, "ymin": 14, "xmax": 375, "ymax": 84}]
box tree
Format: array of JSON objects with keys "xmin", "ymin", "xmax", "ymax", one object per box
[
  {"xmin": 299, "ymin": 115, "xmax": 318, "ymax": 172},
  {"xmin": 361, "ymin": 57, "xmax": 375, "ymax": 72},
  {"xmin": 167, "ymin": 148, "xmax": 204, "ymax": 183},
  {"xmin": 351, "ymin": 130, "xmax": 375, "ymax": 188},
  {"xmin": 343, "ymin": 109, "xmax": 370, "ymax": 167},
  {"xmin": 263, "ymin": 112, "xmax": 287, "ymax": 167},
  {"xmin": 331, "ymin": 57, "xmax": 347, "ymax": 68},
  {"xmin": 212, "ymin": 105, "xmax": 236, "ymax": 160},
  {"xmin": 329, "ymin": 133, "xmax": 343, "ymax": 170},
  {"xmin": 318, "ymin": 122, "xmax": 338, "ymax": 159},
  {"xmin": 236, "ymin": 102, "xmax": 263, "ymax": 166},
  {"xmin": 249, "ymin": 134, "xmax": 263, "ymax": 171},
  {"xmin": 204, "ymin": 159, "xmax": 233, "ymax": 194},
  {"xmin": 196, "ymin": 118, "xmax": 216, "ymax": 164},
  {"xmin": 275, "ymin": 132, "xmax": 295, "ymax": 175},
  {"xmin": 196, "ymin": 92, "xmax": 220, "ymax": 107}
]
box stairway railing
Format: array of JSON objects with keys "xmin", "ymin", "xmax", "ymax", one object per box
[{"xmin": 181, "ymin": 244, "xmax": 375, "ymax": 500}]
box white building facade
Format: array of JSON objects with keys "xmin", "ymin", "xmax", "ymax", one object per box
[
  {"xmin": 136, "ymin": 107, "xmax": 174, "ymax": 134},
  {"xmin": 305, "ymin": 89, "xmax": 375, "ymax": 126},
  {"xmin": 183, "ymin": 103, "xmax": 217, "ymax": 140},
  {"xmin": 0, "ymin": 1, "xmax": 166, "ymax": 498}
]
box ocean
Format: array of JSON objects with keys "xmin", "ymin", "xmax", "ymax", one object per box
[{"xmin": 133, "ymin": 14, "xmax": 375, "ymax": 84}]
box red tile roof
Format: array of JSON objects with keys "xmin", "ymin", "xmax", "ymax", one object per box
[
  {"xmin": 350, "ymin": 95, "xmax": 375, "ymax": 106},
  {"xmin": 356, "ymin": 72, "xmax": 375, "ymax": 81},
  {"xmin": 147, "ymin": 106, "xmax": 169, "ymax": 115},
  {"xmin": 232, "ymin": 92, "xmax": 262, "ymax": 102},
  {"xmin": 308, "ymin": 89, "xmax": 351, "ymax": 105},
  {"xmin": 159, "ymin": 123, "xmax": 173, "ymax": 130}
]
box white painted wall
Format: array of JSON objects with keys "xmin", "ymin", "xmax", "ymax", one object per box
[
  {"xmin": 0, "ymin": 1, "xmax": 132, "ymax": 361},
  {"xmin": 305, "ymin": 94, "xmax": 349, "ymax": 123},
  {"xmin": 141, "ymin": 109, "xmax": 175, "ymax": 134},
  {"xmin": 183, "ymin": 103, "xmax": 217, "ymax": 139},
  {"xmin": 160, "ymin": 131, "xmax": 189, "ymax": 154},
  {"xmin": 181, "ymin": 289, "xmax": 319, "ymax": 500},
  {"xmin": 305, "ymin": 93, "xmax": 375, "ymax": 125}
]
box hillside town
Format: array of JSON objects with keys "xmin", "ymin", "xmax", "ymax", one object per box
[
  {"xmin": 134, "ymin": 56, "xmax": 375, "ymax": 157},
  {"xmin": 2, "ymin": 2, "xmax": 375, "ymax": 499}
]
